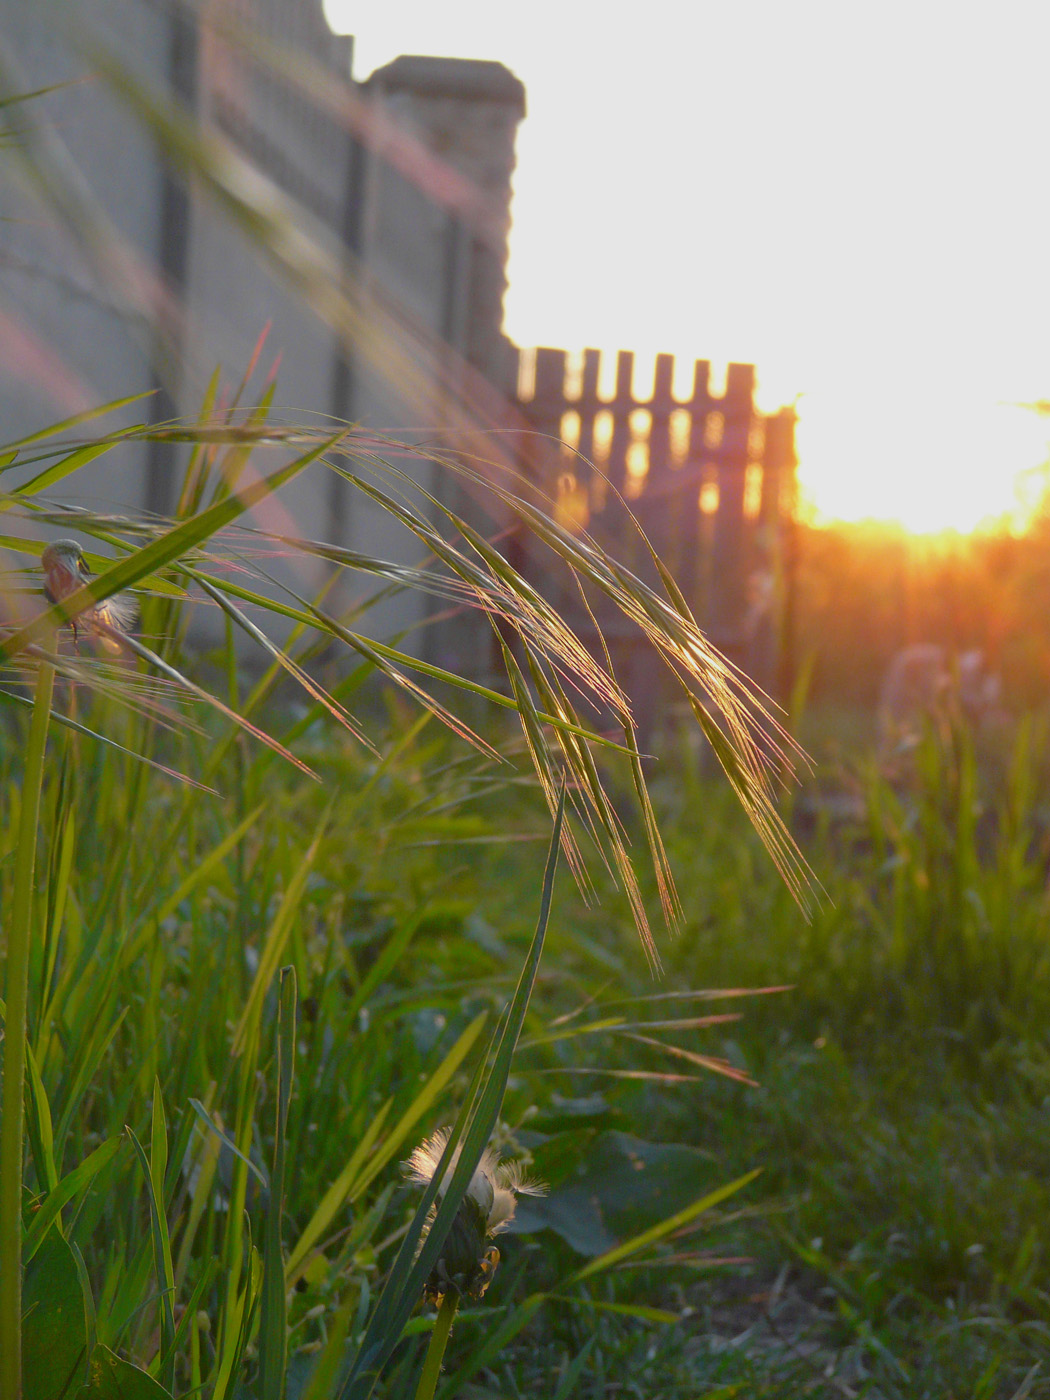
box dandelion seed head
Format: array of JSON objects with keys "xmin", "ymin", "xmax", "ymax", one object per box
[
  {"xmin": 403, "ymin": 1128, "xmax": 545, "ymax": 1234},
  {"xmin": 40, "ymin": 538, "xmax": 136, "ymax": 641},
  {"xmin": 403, "ymin": 1127, "xmax": 547, "ymax": 1303}
]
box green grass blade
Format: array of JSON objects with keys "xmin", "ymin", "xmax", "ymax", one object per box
[
  {"xmin": 564, "ymin": 1168, "xmax": 762, "ymax": 1286},
  {"xmin": 231, "ymin": 817, "xmax": 326, "ymax": 1056},
  {"xmin": 127, "ymin": 1112, "xmax": 177, "ymax": 1388},
  {"xmin": 434, "ymin": 1294, "xmax": 545, "ymax": 1400},
  {"xmin": 285, "ymin": 1101, "xmax": 393, "ymax": 1286},
  {"xmin": 0, "ymin": 431, "xmax": 343, "ymax": 660},
  {"xmin": 186, "ymin": 1101, "xmax": 268, "ymax": 1189},
  {"xmin": 24, "ymin": 1041, "xmax": 58, "ymax": 1199},
  {"xmin": 0, "ymin": 391, "xmax": 153, "ymax": 451},
  {"xmin": 341, "ymin": 784, "xmax": 566, "ymax": 1398},
  {"xmin": 0, "ymin": 629, "xmax": 54, "ymax": 1400},
  {"xmin": 211, "ymin": 1233, "xmax": 261, "ymax": 1400},
  {"xmin": 0, "ymin": 441, "xmax": 113, "ymax": 507},
  {"xmin": 258, "ymin": 966, "xmax": 296, "ymax": 1400},
  {"xmin": 0, "ymin": 689, "xmax": 215, "ymax": 792},
  {"xmin": 24, "ymin": 1135, "xmax": 124, "ymax": 1265},
  {"xmin": 119, "ymin": 805, "xmax": 265, "ymax": 970},
  {"xmin": 345, "ymin": 1013, "xmax": 488, "ymax": 1205},
  {"xmin": 91, "ymin": 626, "xmax": 318, "ymax": 780}
]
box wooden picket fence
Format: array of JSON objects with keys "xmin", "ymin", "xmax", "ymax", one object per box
[{"xmin": 514, "ymin": 347, "xmax": 798, "ymax": 740}]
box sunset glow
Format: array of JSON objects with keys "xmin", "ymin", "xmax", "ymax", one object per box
[{"xmin": 326, "ymin": 1, "xmax": 1050, "ymax": 535}]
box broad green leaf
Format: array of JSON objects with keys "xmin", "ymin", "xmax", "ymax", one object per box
[
  {"xmin": 78, "ymin": 1343, "xmax": 172, "ymax": 1398},
  {"xmin": 565, "ymin": 1168, "xmax": 762, "ymax": 1286},
  {"xmin": 22, "ymin": 1232, "xmax": 89, "ymax": 1400}
]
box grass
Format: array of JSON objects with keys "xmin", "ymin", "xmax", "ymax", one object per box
[
  {"xmin": 0, "ymin": 389, "xmax": 809, "ymax": 1399},
  {"xmin": 478, "ymin": 716, "xmax": 1050, "ymax": 1398},
  {"xmin": 4, "ymin": 556, "xmax": 1050, "ymax": 1396},
  {"xmin": 2, "ymin": 404, "xmax": 1047, "ymax": 1398}
]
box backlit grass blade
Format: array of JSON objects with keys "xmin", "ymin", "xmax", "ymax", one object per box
[
  {"xmin": 176, "ymin": 566, "xmax": 634, "ymax": 752},
  {"xmin": 0, "ymin": 688, "xmax": 214, "ymax": 791},
  {"xmin": 91, "ymin": 623, "xmax": 318, "ymax": 780},
  {"xmin": 195, "ymin": 575, "xmax": 370, "ymax": 749},
  {"xmin": 0, "ymin": 391, "xmax": 153, "ymax": 452},
  {"xmin": 688, "ymin": 695, "xmax": 815, "ymax": 909},
  {"xmin": 0, "ymin": 431, "xmax": 343, "ymax": 661}
]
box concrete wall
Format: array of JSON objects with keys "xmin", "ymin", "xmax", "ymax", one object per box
[
  {"xmin": 0, "ymin": 0, "xmax": 526, "ymax": 664},
  {"xmin": 0, "ymin": 0, "xmax": 171, "ymax": 520}
]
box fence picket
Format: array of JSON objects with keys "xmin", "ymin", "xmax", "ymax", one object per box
[{"xmin": 515, "ymin": 345, "xmax": 797, "ymax": 738}]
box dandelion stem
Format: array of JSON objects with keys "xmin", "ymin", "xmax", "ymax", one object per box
[
  {"xmin": 415, "ymin": 1292, "xmax": 459, "ymax": 1400},
  {"xmin": 0, "ymin": 638, "xmax": 55, "ymax": 1400}
]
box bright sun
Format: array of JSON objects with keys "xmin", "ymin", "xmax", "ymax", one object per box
[{"xmin": 792, "ymin": 384, "xmax": 1050, "ymax": 535}]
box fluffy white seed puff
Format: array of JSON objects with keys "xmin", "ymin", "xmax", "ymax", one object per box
[
  {"xmin": 403, "ymin": 1127, "xmax": 546, "ymax": 1234},
  {"xmin": 41, "ymin": 540, "xmax": 136, "ymax": 640}
]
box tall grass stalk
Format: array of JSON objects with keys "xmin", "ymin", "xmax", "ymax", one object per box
[
  {"xmin": 0, "ymin": 635, "xmax": 55, "ymax": 1398},
  {"xmin": 415, "ymin": 1293, "xmax": 458, "ymax": 1400}
]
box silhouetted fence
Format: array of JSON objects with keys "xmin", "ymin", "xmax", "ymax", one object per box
[{"xmin": 515, "ymin": 347, "xmax": 797, "ymax": 740}]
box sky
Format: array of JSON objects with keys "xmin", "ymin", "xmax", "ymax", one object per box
[{"xmin": 324, "ymin": 1, "xmax": 1050, "ymax": 532}]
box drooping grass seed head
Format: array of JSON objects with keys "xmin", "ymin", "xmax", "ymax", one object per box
[{"xmin": 403, "ymin": 1128, "xmax": 546, "ymax": 1304}]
